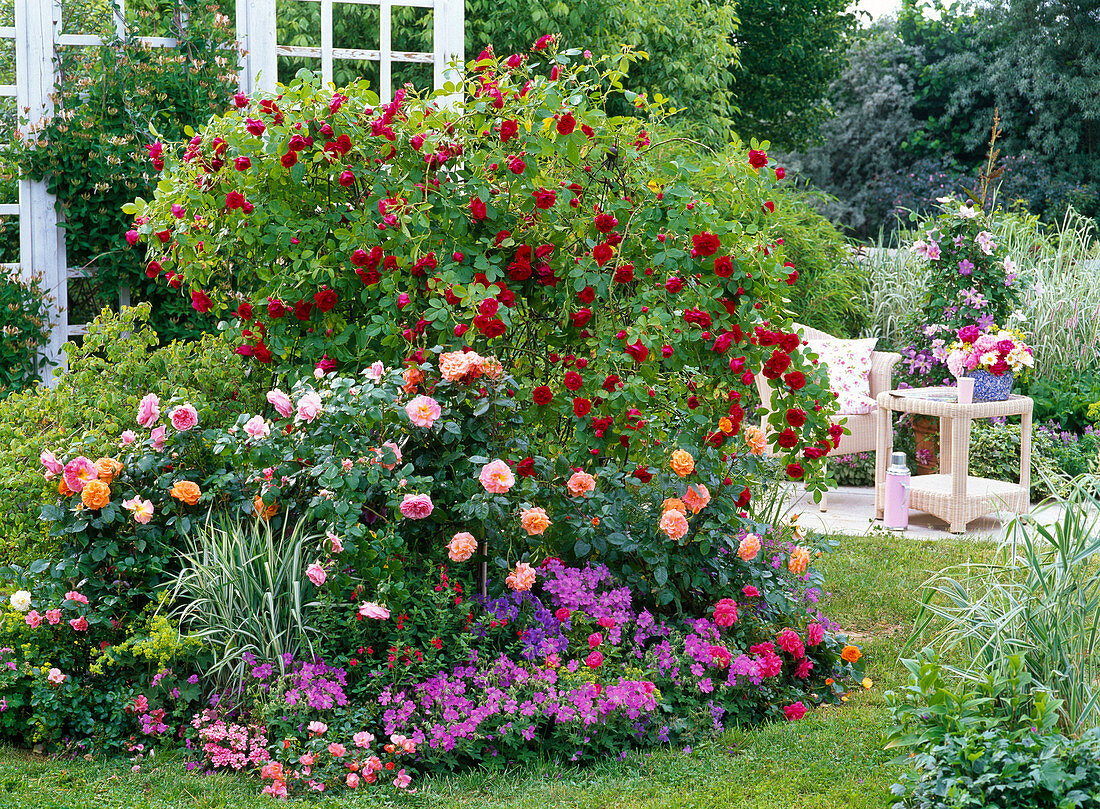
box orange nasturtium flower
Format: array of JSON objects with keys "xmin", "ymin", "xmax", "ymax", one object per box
[
  {"xmin": 81, "ymin": 479, "xmax": 111, "ymax": 510},
  {"xmin": 841, "ymin": 645, "xmax": 862, "ymax": 663},
  {"xmin": 169, "ymin": 480, "xmax": 202, "ymax": 506}
]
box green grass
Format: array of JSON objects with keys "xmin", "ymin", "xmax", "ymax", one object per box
[{"xmin": 0, "ymin": 533, "xmax": 994, "ymax": 809}]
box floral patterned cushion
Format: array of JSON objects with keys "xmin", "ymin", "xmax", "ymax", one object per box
[{"xmin": 804, "ymin": 337, "xmax": 878, "ymax": 414}]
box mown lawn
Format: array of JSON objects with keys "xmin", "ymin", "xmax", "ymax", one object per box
[{"xmin": 0, "ymin": 532, "xmax": 994, "ymax": 809}]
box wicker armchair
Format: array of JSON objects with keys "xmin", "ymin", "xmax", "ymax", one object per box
[{"xmin": 757, "ymin": 323, "xmax": 901, "ymax": 511}]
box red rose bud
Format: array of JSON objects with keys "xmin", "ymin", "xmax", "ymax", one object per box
[
  {"xmin": 775, "ymin": 167, "xmax": 786, "ymax": 179},
  {"xmin": 661, "ymin": 345, "xmax": 674, "ymax": 358},
  {"xmin": 571, "ymin": 308, "xmax": 592, "ymax": 328}
]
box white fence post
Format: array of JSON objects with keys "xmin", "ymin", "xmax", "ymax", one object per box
[
  {"xmin": 433, "ymin": 0, "xmax": 464, "ymax": 103},
  {"xmin": 15, "ymin": 0, "xmax": 67, "ymax": 384},
  {"xmin": 236, "ymin": 0, "xmax": 278, "ymax": 94}
]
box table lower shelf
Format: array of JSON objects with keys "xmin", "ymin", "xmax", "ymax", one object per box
[{"xmin": 906, "ymin": 474, "xmax": 1029, "ymax": 532}]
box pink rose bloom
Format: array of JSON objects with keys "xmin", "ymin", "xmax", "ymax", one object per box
[
  {"xmin": 683, "ymin": 483, "xmax": 711, "ymax": 514},
  {"xmin": 659, "ymin": 509, "xmax": 689, "ymax": 541},
  {"xmin": 709, "ymin": 645, "xmax": 732, "ymax": 668},
  {"xmin": 47, "ymin": 668, "xmax": 66, "ymax": 685},
  {"xmin": 120, "ymin": 430, "xmax": 137, "ymax": 445},
  {"xmin": 447, "ymin": 532, "xmax": 478, "ymax": 562},
  {"xmin": 70, "ymin": 616, "xmax": 89, "ymax": 632},
  {"xmin": 243, "ymin": 415, "xmax": 270, "ymax": 440},
  {"xmin": 742, "ymin": 585, "xmax": 760, "ymax": 598},
  {"xmin": 777, "ymin": 628, "xmax": 805, "ymax": 659},
  {"xmin": 169, "ymin": 403, "xmax": 199, "ymax": 431},
  {"xmin": 783, "ymin": 701, "xmax": 808, "ymax": 721},
  {"xmin": 758, "ymin": 651, "xmax": 783, "ymax": 678},
  {"xmin": 45, "ymin": 609, "xmax": 62, "ymax": 625},
  {"xmin": 795, "ymin": 657, "xmax": 814, "ymax": 679},
  {"xmin": 379, "ymin": 441, "xmax": 402, "ymax": 470},
  {"xmin": 405, "ymin": 395, "xmax": 442, "ymax": 428},
  {"xmin": 306, "ymin": 562, "xmax": 327, "ymax": 586},
  {"xmin": 137, "ymin": 393, "xmax": 161, "ymax": 427},
  {"xmin": 266, "ymin": 389, "xmax": 293, "ymax": 417},
  {"xmin": 807, "ymin": 622, "xmax": 825, "ymax": 646},
  {"xmin": 65, "ymin": 591, "xmax": 89, "ymax": 604},
  {"xmin": 353, "ymin": 731, "xmax": 374, "ymax": 748},
  {"xmin": 713, "ymin": 598, "xmax": 738, "ymax": 627},
  {"xmin": 299, "ymin": 753, "xmax": 316, "ymax": 766},
  {"xmin": 25, "ymin": 610, "xmax": 42, "ymax": 628},
  {"xmin": 588, "ymin": 632, "xmax": 603, "ymax": 649},
  {"xmin": 39, "ymin": 450, "xmax": 64, "ymax": 479},
  {"xmin": 62, "ymin": 456, "xmax": 97, "ymax": 493},
  {"xmin": 399, "ymin": 493, "xmax": 434, "ymax": 519},
  {"xmin": 365, "ymin": 361, "xmax": 385, "ymax": 381},
  {"xmin": 297, "ymin": 391, "xmax": 323, "ymax": 423},
  {"xmin": 479, "ymin": 459, "xmax": 516, "ymax": 493},
  {"xmin": 150, "ymin": 425, "xmax": 167, "ymax": 451},
  {"xmin": 364, "ymin": 755, "xmax": 383, "ymax": 773},
  {"xmin": 346, "ymin": 772, "xmax": 360, "ymax": 789},
  {"xmin": 566, "ymin": 470, "xmax": 596, "ymax": 497},
  {"xmin": 307, "ymin": 721, "xmax": 328, "ymax": 735},
  {"xmin": 393, "ymin": 769, "xmax": 412, "ymax": 789},
  {"xmin": 506, "ymin": 561, "xmax": 537, "ymax": 591},
  {"xmin": 584, "ymin": 650, "xmax": 603, "ymax": 668},
  {"xmin": 326, "ymin": 531, "xmax": 344, "ymax": 554},
  {"xmin": 358, "ymin": 602, "xmax": 390, "ymax": 620},
  {"xmin": 327, "ymin": 743, "xmax": 346, "ymax": 757},
  {"xmin": 122, "ymin": 496, "xmax": 154, "ymax": 524}
]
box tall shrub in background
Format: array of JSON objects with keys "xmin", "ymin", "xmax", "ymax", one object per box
[{"xmin": 0, "ymin": 270, "xmax": 52, "ymax": 396}]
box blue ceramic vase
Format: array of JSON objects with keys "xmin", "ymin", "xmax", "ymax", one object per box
[{"xmin": 967, "ymin": 370, "xmax": 1013, "ymax": 402}]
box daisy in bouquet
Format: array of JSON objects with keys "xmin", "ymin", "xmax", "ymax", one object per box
[{"xmin": 946, "ymin": 324, "xmax": 1033, "ymax": 378}]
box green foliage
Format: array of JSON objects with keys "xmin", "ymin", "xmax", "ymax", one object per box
[
  {"xmin": 0, "ymin": 304, "xmax": 264, "ymax": 565},
  {"xmin": 912, "ymin": 478, "xmax": 1100, "ymax": 735},
  {"xmin": 829, "ymin": 451, "xmax": 875, "ymax": 487},
  {"xmin": 171, "ymin": 518, "xmax": 321, "ymax": 690},
  {"xmin": 0, "ymin": 0, "xmax": 236, "ymax": 343},
  {"xmin": 967, "ymin": 420, "xmax": 1065, "ymax": 502},
  {"xmin": 0, "ymin": 270, "xmax": 52, "ymax": 396},
  {"xmin": 728, "ymin": 0, "xmax": 858, "ymax": 151}
]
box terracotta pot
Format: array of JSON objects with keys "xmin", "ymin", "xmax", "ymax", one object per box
[{"xmin": 911, "ymin": 414, "xmax": 940, "ymax": 475}]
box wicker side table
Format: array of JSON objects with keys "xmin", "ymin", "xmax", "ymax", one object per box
[{"xmin": 875, "ymin": 390, "xmax": 1033, "ymax": 534}]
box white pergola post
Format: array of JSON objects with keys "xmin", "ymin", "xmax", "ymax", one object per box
[
  {"xmin": 237, "ymin": 0, "xmax": 278, "ymax": 94},
  {"xmin": 15, "ymin": 0, "xmax": 66, "ymax": 384}
]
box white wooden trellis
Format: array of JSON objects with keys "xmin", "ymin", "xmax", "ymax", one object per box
[{"xmin": 8, "ymin": 0, "xmax": 463, "ymax": 385}]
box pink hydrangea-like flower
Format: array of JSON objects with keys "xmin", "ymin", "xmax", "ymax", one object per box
[
  {"xmin": 62, "ymin": 456, "xmax": 97, "ymax": 493},
  {"xmin": 297, "ymin": 391, "xmax": 323, "ymax": 423},
  {"xmin": 137, "ymin": 393, "xmax": 160, "ymax": 427},
  {"xmin": 566, "ymin": 470, "xmax": 596, "ymax": 497},
  {"xmin": 506, "ymin": 561, "xmax": 537, "ymax": 591},
  {"xmin": 358, "ymin": 602, "xmax": 390, "ymax": 620},
  {"xmin": 243, "ymin": 415, "xmax": 270, "ymax": 440},
  {"xmin": 447, "ymin": 532, "xmax": 478, "ymax": 562},
  {"xmin": 713, "ymin": 598, "xmax": 738, "ymax": 627},
  {"xmin": 659, "ymin": 509, "xmax": 689, "ymax": 541},
  {"xmin": 266, "ymin": 389, "xmax": 293, "ymax": 417},
  {"xmin": 39, "ymin": 450, "xmax": 63, "ymax": 479},
  {"xmin": 150, "ymin": 425, "xmax": 167, "ymax": 452},
  {"xmin": 169, "ymin": 403, "xmax": 198, "ymax": 431},
  {"xmin": 479, "ymin": 459, "xmax": 515, "ymax": 493},
  {"xmin": 405, "ymin": 395, "xmax": 442, "ymax": 428},
  {"xmin": 807, "ymin": 622, "xmax": 824, "ymax": 646},
  {"xmin": 306, "ymin": 562, "xmax": 327, "ymax": 586},
  {"xmin": 399, "ymin": 493, "xmax": 434, "ymax": 520}
]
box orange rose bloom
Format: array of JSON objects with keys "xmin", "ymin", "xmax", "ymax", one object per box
[
  {"xmin": 254, "ymin": 495, "xmax": 278, "ymax": 521},
  {"xmin": 81, "ymin": 479, "xmax": 110, "ymax": 510},
  {"xmin": 841, "ymin": 645, "xmax": 862, "ymax": 663},
  {"xmin": 566, "ymin": 470, "xmax": 596, "ymax": 497},
  {"xmin": 789, "ymin": 546, "xmax": 811, "ymax": 576},
  {"xmin": 520, "ymin": 507, "xmax": 551, "ymax": 536},
  {"xmin": 58, "ymin": 477, "xmax": 74, "ymax": 497},
  {"xmin": 661, "ymin": 497, "xmax": 687, "ymax": 514},
  {"xmin": 737, "ymin": 532, "xmax": 762, "ymax": 561},
  {"xmin": 669, "ymin": 449, "xmax": 695, "ymax": 478},
  {"xmin": 402, "ymin": 366, "xmax": 424, "ymax": 393},
  {"xmin": 744, "ymin": 425, "xmax": 767, "ymax": 456},
  {"xmin": 682, "ymin": 484, "xmax": 711, "ymax": 514},
  {"xmin": 95, "ymin": 457, "xmax": 123, "ymax": 483},
  {"xmin": 170, "ymin": 480, "xmax": 202, "ymax": 506},
  {"xmin": 718, "ymin": 417, "xmax": 733, "ymax": 435},
  {"xmin": 659, "ymin": 509, "xmax": 689, "ymax": 542}
]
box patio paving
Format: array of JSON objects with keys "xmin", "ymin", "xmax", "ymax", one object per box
[{"xmin": 787, "ymin": 484, "xmax": 1070, "ymax": 542}]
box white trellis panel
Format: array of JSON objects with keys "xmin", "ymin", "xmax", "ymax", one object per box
[{"xmin": 243, "ymin": 0, "xmax": 464, "ymax": 101}]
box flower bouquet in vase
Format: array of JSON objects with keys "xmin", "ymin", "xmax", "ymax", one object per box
[{"xmin": 946, "ymin": 325, "xmax": 1033, "ymax": 402}]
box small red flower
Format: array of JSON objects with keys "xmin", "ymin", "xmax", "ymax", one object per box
[
  {"xmin": 500, "ymin": 119, "xmax": 519, "ymax": 142},
  {"xmin": 748, "ymin": 149, "xmax": 768, "ymax": 169},
  {"xmin": 556, "ymin": 112, "xmax": 576, "ymax": 135}
]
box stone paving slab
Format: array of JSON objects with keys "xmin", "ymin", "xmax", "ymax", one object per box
[{"xmin": 785, "ymin": 485, "xmax": 1070, "ymax": 542}]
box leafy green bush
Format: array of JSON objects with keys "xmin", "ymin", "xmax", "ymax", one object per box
[
  {"xmin": 0, "ymin": 304, "xmax": 265, "ymax": 564},
  {"xmin": 967, "ymin": 420, "xmax": 1065, "ymax": 501},
  {"xmin": 0, "ymin": 270, "xmax": 52, "ymax": 397},
  {"xmin": 1021, "ymin": 369, "xmax": 1100, "ymax": 433},
  {"xmin": 829, "ymin": 451, "xmax": 875, "ymax": 486}
]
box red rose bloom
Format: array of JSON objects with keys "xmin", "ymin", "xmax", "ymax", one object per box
[
  {"xmin": 191, "ymin": 289, "xmax": 212, "ymax": 313},
  {"xmin": 775, "ymin": 167, "xmax": 786, "ymax": 179},
  {"xmin": 633, "ymin": 466, "xmax": 653, "ymax": 483},
  {"xmin": 267, "ymin": 299, "xmax": 286, "ymax": 319},
  {"xmin": 624, "ymin": 340, "xmax": 649, "ymax": 364},
  {"xmin": 237, "ymin": 302, "xmax": 253, "ymax": 320},
  {"xmin": 314, "ymin": 287, "xmax": 337, "ymax": 312},
  {"xmin": 532, "ymin": 386, "xmax": 553, "ymax": 405},
  {"xmin": 665, "ymin": 277, "xmax": 683, "ymax": 294},
  {"xmin": 763, "ymin": 349, "xmax": 792, "ymax": 379},
  {"xmin": 776, "ymin": 428, "xmax": 799, "ymax": 449},
  {"xmin": 593, "ymin": 243, "xmax": 614, "ymax": 266},
  {"xmin": 786, "ymin": 463, "xmax": 804, "ymax": 480},
  {"xmin": 253, "ymin": 342, "xmax": 273, "ymax": 363},
  {"xmin": 736, "ymin": 486, "xmax": 751, "ymax": 507},
  {"xmin": 533, "ymin": 188, "xmax": 557, "ymax": 209},
  {"xmin": 613, "ymin": 264, "xmax": 634, "ymax": 283},
  {"xmin": 602, "ymin": 374, "xmax": 620, "ymax": 392},
  {"xmin": 784, "ymin": 371, "xmax": 807, "ymax": 391},
  {"xmin": 564, "ymin": 371, "xmax": 583, "ymax": 391},
  {"xmin": 786, "ymin": 408, "xmax": 807, "ymax": 428},
  {"xmin": 470, "ymin": 197, "xmax": 488, "ymax": 221},
  {"xmin": 571, "ymin": 308, "xmax": 592, "ymax": 328},
  {"xmin": 281, "ymin": 150, "xmax": 298, "ymax": 168},
  {"xmin": 500, "ymin": 119, "xmax": 519, "ymax": 142},
  {"xmin": 225, "ymin": 191, "xmax": 245, "ymax": 210},
  {"xmin": 517, "ymin": 457, "xmax": 536, "ymax": 477},
  {"xmin": 572, "ymin": 398, "xmax": 592, "ymax": 417},
  {"xmin": 595, "ymin": 213, "xmax": 618, "ymax": 233},
  {"xmin": 508, "ymin": 156, "xmax": 526, "ymax": 174},
  {"xmin": 294, "ymin": 299, "xmax": 314, "ymax": 320},
  {"xmin": 714, "ymin": 256, "xmax": 733, "ymax": 277},
  {"xmin": 692, "ymin": 232, "xmax": 720, "ymax": 256},
  {"xmin": 556, "ymin": 112, "xmax": 576, "ymax": 135},
  {"xmin": 748, "ymin": 149, "xmax": 768, "ymax": 169}
]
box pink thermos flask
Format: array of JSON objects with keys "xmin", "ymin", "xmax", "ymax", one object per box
[{"xmin": 884, "ymin": 451, "xmax": 911, "ymax": 530}]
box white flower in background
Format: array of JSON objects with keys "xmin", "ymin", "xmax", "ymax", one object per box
[
  {"xmin": 9, "ymin": 590, "xmax": 31, "ymax": 612},
  {"xmin": 958, "ymin": 204, "xmax": 977, "ymax": 219},
  {"xmin": 365, "ymin": 361, "xmax": 385, "ymax": 381}
]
